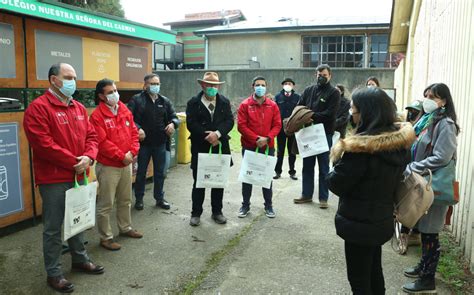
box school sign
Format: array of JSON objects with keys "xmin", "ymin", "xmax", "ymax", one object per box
[{"xmin": 0, "ymin": 0, "xmax": 176, "ymax": 43}]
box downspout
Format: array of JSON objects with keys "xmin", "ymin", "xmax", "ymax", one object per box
[
  {"xmin": 152, "ymin": 41, "xmax": 158, "ymax": 70},
  {"xmin": 204, "ymin": 35, "xmax": 209, "ymax": 69}
]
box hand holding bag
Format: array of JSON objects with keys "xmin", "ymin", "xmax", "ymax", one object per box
[
  {"xmin": 196, "ymin": 143, "xmax": 232, "ymax": 189},
  {"xmin": 238, "ymin": 146, "xmax": 277, "ymax": 189},
  {"xmin": 394, "ymin": 169, "xmax": 434, "ymax": 228},
  {"xmin": 63, "ymin": 172, "xmax": 97, "ymax": 241}
]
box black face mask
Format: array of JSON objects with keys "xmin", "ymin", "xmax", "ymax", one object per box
[
  {"xmin": 317, "ymin": 76, "xmax": 328, "ymax": 86},
  {"xmin": 407, "ymin": 110, "xmax": 420, "ymax": 122}
]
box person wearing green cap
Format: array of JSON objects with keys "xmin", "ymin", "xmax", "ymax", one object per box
[{"xmin": 405, "ymin": 100, "xmax": 424, "ymax": 125}]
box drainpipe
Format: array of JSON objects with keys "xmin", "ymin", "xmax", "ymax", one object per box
[
  {"xmin": 152, "ymin": 41, "xmax": 158, "ymax": 70},
  {"xmin": 204, "ymin": 35, "xmax": 209, "ymax": 69}
]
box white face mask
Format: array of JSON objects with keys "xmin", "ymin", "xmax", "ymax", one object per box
[
  {"xmin": 283, "ymin": 85, "xmax": 293, "ymax": 92},
  {"xmin": 106, "ymin": 91, "xmax": 120, "ymax": 106},
  {"xmin": 422, "ymin": 99, "xmax": 439, "ymax": 113}
]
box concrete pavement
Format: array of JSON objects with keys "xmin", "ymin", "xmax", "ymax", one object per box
[{"xmin": 0, "ymin": 154, "xmax": 451, "ymax": 294}]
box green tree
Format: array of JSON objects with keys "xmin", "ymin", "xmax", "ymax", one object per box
[{"xmin": 58, "ymin": 0, "xmax": 125, "ymax": 18}]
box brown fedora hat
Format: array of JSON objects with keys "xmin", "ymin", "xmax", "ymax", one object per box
[{"xmin": 197, "ymin": 72, "xmax": 225, "ymax": 85}]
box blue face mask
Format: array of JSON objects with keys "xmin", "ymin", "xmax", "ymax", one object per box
[
  {"xmin": 254, "ymin": 86, "xmax": 266, "ymax": 97},
  {"xmin": 149, "ymin": 85, "xmax": 160, "ymax": 95},
  {"xmin": 58, "ymin": 79, "xmax": 76, "ymax": 97}
]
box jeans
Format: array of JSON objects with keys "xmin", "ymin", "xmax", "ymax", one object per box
[
  {"xmin": 39, "ymin": 182, "xmax": 90, "ymax": 277},
  {"xmin": 191, "ymin": 169, "xmax": 223, "ymax": 217},
  {"xmin": 301, "ymin": 134, "xmax": 332, "ymax": 201},
  {"xmin": 275, "ymin": 132, "xmax": 296, "ymax": 176},
  {"xmin": 241, "ymin": 148, "xmax": 274, "ymax": 208},
  {"xmin": 345, "ymin": 241, "xmax": 385, "ymax": 295},
  {"xmin": 135, "ymin": 143, "xmax": 167, "ymax": 202}
]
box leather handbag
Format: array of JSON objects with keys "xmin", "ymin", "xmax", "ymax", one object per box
[
  {"xmin": 394, "ymin": 170, "xmax": 434, "ymax": 228},
  {"xmin": 429, "ymin": 159, "xmax": 460, "ymax": 206}
]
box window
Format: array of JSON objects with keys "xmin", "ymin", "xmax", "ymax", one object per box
[
  {"xmin": 369, "ymin": 34, "xmax": 389, "ymax": 68},
  {"xmin": 302, "ymin": 35, "xmax": 365, "ymax": 68}
]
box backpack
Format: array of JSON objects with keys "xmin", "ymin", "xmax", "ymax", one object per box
[{"xmin": 393, "ymin": 170, "xmax": 434, "ymax": 228}]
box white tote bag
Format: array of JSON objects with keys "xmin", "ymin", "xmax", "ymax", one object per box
[
  {"xmin": 196, "ymin": 144, "xmax": 231, "ymax": 188},
  {"xmin": 238, "ymin": 147, "xmax": 277, "ymax": 189},
  {"xmin": 63, "ymin": 173, "xmax": 97, "ymax": 241},
  {"xmin": 295, "ymin": 123, "xmax": 329, "ymax": 158}
]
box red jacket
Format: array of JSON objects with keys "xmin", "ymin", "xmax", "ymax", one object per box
[
  {"xmin": 24, "ymin": 91, "xmax": 98, "ymax": 185},
  {"xmin": 90, "ymin": 101, "xmax": 139, "ymax": 167},
  {"xmin": 237, "ymin": 95, "xmax": 282, "ymax": 149}
]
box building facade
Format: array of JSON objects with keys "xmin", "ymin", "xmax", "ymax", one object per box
[{"xmin": 196, "ymin": 16, "xmax": 394, "ymax": 69}]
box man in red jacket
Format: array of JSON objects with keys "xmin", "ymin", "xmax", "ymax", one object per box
[
  {"xmin": 24, "ymin": 63, "xmax": 104, "ymax": 293},
  {"xmin": 237, "ymin": 76, "xmax": 282, "ymax": 218},
  {"xmin": 90, "ymin": 79, "xmax": 143, "ymax": 251}
]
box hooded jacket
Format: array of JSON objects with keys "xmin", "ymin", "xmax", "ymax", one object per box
[{"xmin": 327, "ymin": 123, "xmax": 416, "ymax": 246}]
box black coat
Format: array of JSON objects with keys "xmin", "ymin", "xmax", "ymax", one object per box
[
  {"xmin": 275, "ymin": 90, "xmax": 301, "ymax": 120},
  {"xmin": 298, "ymin": 82, "xmax": 340, "ymax": 135},
  {"xmin": 327, "ymin": 123, "xmax": 415, "ymax": 246},
  {"xmin": 186, "ymin": 92, "xmax": 234, "ymax": 170},
  {"xmin": 334, "ymin": 95, "xmax": 351, "ymax": 138}
]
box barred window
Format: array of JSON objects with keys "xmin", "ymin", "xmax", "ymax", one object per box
[
  {"xmin": 369, "ymin": 34, "xmax": 389, "ymax": 68},
  {"xmin": 302, "ymin": 35, "xmax": 365, "ymax": 68}
]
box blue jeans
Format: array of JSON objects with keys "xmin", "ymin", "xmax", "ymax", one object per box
[
  {"xmin": 135, "ymin": 144, "xmax": 167, "ymax": 202},
  {"xmin": 241, "ymin": 148, "xmax": 274, "ymax": 208},
  {"xmin": 302, "ymin": 134, "xmax": 333, "ymax": 201},
  {"xmin": 39, "ymin": 182, "xmax": 90, "ymax": 277}
]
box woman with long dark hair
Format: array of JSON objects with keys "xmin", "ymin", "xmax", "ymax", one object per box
[
  {"xmin": 402, "ymin": 83, "xmax": 459, "ymax": 294},
  {"xmin": 327, "ymin": 87, "xmax": 415, "ymax": 294}
]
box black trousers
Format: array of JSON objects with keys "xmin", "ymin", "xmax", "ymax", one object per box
[
  {"xmin": 191, "ymin": 168, "xmax": 223, "ymax": 217},
  {"xmin": 344, "ymin": 241, "xmax": 385, "ymax": 295},
  {"xmin": 274, "ymin": 132, "xmax": 296, "ymax": 175}
]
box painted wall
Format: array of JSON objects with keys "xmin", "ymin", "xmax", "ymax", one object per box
[
  {"xmin": 156, "ymin": 68, "xmax": 395, "ymax": 112},
  {"xmin": 393, "ymin": 0, "xmax": 474, "ymax": 270}
]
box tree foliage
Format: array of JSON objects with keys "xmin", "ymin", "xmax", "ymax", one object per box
[{"xmin": 58, "ymin": 0, "xmax": 125, "ymax": 18}]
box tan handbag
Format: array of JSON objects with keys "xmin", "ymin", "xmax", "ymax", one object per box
[{"xmin": 394, "ymin": 170, "xmax": 434, "ymax": 228}]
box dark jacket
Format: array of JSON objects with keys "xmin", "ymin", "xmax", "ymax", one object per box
[
  {"xmin": 334, "ymin": 95, "xmax": 351, "ymax": 138},
  {"xmin": 127, "ymin": 91, "xmax": 179, "ymax": 147},
  {"xmin": 327, "ymin": 123, "xmax": 415, "ymax": 246},
  {"xmin": 275, "ymin": 90, "xmax": 301, "ymax": 121},
  {"xmin": 186, "ymin": 92, "xmax": 234, "ymax": 170},
  {"xmin": 298, "ymin": 82, "xmax": 340, "ymax": 135}
]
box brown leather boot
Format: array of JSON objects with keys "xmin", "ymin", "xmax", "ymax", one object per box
[
  {"xmin": 47, "ymin": 275, "xmax": 74, "ymax": 293},
  {"xmin": 100, "ymin": 239, "xmax": 121, "ymax": 251}
]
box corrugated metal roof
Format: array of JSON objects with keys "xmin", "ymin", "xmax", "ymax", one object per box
[{"xmin": 196, "ymin": 15, "xmax": 390, "ymax": 35}]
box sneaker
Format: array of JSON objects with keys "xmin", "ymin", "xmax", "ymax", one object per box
[
  {"xmin": 273, "ymin": 173, "xmax": 281, "ymax": 179},
  {"xmin": 100, "ymin": 239, "xmax": 121, "ymax": 251},
  {"xmin": 156, "ymin": 199, "xmax": 171, "ymax": 210},
  {"xmin": 319, "ymin": 200, "xmax": 329, "ymax": 209},
  {"xmin": 404, "ymin": 264, "xmax": 422, "ymax": 278},
  {"xmin": 402, "ymin": 277, "xmax": 436, "ymax": 294},
  {"xmin": 408, "ymin": 232, "xmax": 421, "ymax": 246},
  {"xmin": 265, "ymin": 207, "xmax": 276, "ymax": 218},
  {"xmin": 399, "ymin": 233, "xmax": 409, "ymax": 255},
  {"xmin": 238, "ymin": 206, "xmax": 250, "ymax": 218},
  {"xmin": 134, "ymin": 200, "xmax": 144, "ymax": 210}
]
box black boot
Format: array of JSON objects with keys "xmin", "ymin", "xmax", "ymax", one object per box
[
  {"xmin": 404, "ymin": 263, "xmax": 422, "ymax": 278},
  {"xmin": 402, "ymin": 277, "xmax": 436, "ymax": 294}
]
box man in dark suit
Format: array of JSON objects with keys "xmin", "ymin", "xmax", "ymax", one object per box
[{"xmin": 186, "ymin": 72, "xmax": 234, "ymax": 226}]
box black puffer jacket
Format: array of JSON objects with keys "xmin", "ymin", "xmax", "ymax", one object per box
[{"xmin": 327, "ymin": 123, "xmax": 415, "ymax": 246}]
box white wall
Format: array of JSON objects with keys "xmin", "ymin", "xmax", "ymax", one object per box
[{"xmin": 395, "ymin": 0, "xmax": 474, "ymax": 270}]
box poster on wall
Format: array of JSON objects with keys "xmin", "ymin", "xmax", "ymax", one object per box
[
  {"xmin": 0, "ymin": 123, "xmax": 24, "ymax": 218},
  {"xmin": 0, "ymin": 22, "xmax": 16, "ymax": 79},
  {"xmin": 119, "ymin": 44, "xmax": 148, "ymax": 83},
  {"xmin": 83, "ymin": 38, "xmax": 119, "ymax": 81},
  {"xmin": 35, "ymin": 30, "xmax": 84, "ymax": 80}
]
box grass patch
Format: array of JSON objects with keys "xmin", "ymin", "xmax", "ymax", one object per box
[
  {"xmin": 438, "ymin": 231, "xmax": 473, "ymax": 294},
  {"xmin": 178, "ymin": 214, "xmax": 261, "ymax": 294}
]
